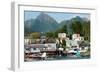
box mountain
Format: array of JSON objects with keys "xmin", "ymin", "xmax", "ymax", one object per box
[
  {"xmin": 59, "ymin": 20, "xmax": 72, "ymax": 34},
  {"xmin": 31, "ymin": 12, "xmax": 59, "ymax": 32},
  {"xmin": 24, "ymin": 19, "xmax": 35, "ymax": 33},
  {"xmin": 24, "ymin": 12, "xmax": 90, "ymax": 35},
  {"xmin": 70, "ymin": 16, "xmax": 84, "ymax": 24},
  {"xmin": 59, "ymin": 16, "xmax": 86, "ymax": 34},
  {"xmin": 82, "ymin": 17, "xmax": 89, "ymax": 22}
]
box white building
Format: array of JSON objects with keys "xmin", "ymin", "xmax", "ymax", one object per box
[
  {"xmin": 72, "ymin": 34, "xmax": 84, "ymax": 41},
  {"xmin": 58, "ymin": 33, "xmax": 66, "ymax": 39},
  {"xmin": 24, "ymin": 38, "xmax": 30, "ymax": 44}
]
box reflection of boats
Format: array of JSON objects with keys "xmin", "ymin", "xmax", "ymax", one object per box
[
  {"xmin": 24, "ymin": 33, "xmax": 90, "ymax": 61},
  {"xmin": 67, "ymin": 47, "xmax": 89, "ymax": 53},
  {"xmin": 24, "ymin": 43, "xmax": 57, "ymax": 61}
]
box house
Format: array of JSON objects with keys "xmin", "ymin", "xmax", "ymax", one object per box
[
  {"xmin": 72, "ymin": 34, "xmax": 84, "ymax": 41},
  {"xmin": 72, "ymin": 34, "xmax": 80, "ymax": 40},
  {"xmin": 58, "ymin": 33, "xmax": 66, "ymax": 39},
  {"xmin": 24, "ymin": 38, "xmax": 30, "ymax": 45}
]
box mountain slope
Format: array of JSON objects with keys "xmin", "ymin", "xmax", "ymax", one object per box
[{"xmin": 32, "ymin": 12, "xmax": 59, "ymax": 32}]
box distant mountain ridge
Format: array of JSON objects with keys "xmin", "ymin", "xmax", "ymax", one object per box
[{"xmin": 24, "ymin": 12, "xmax": 89, "ymax": 34}]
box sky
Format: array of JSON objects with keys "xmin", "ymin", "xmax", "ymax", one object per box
[{"xmin": 24, "ymin": 11, "xmax": 90, "ymax": 23}]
